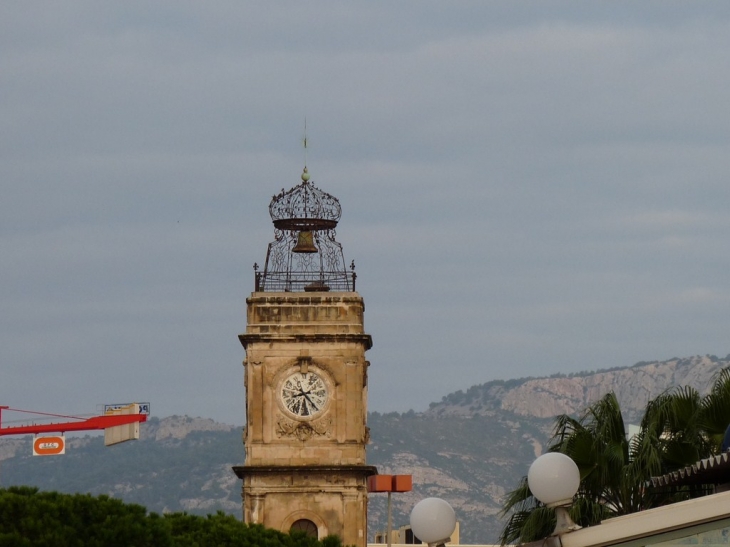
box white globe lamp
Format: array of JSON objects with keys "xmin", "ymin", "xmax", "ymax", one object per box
[
  {"xmin": 527, "ymin": 452, "xmax": 581, "ymax": 535},
  {"xmin": 410, "ymin": 497, "xmax": 457, "ymax": 547}
]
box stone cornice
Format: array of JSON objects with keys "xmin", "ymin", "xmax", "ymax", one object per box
[
  {"xmin": 239, "ymin": 333, "xmax": 373, "ymax": 350},
  {"xmin": 232, "ymin": 464, "xmax": 378, "ymax": 479},
  {"xmin": 246, "ymin": 292, "xmax": 365, "ymax": 305}
]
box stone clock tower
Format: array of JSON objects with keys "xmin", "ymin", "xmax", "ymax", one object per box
[{"xmin": 233, "ymin": 167, "xmax": 376, "ymax": 546}]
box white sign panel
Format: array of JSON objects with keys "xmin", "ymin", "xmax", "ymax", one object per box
[{"xmin": 104, "ymin": 402, "xmax": 150, "ymax": 415}]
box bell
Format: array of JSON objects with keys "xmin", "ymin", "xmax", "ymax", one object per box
[{"xmin": 292, "ymin": 231, "xmax": 318, "ymax": 253}]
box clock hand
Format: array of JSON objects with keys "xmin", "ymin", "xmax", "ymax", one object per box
[
  {"xmin": 302, "ymin": 392, "xmax": 319, "ymax": 410},
  {"xmin": 292, "ymin": 390, "xmax": 314, "ymax": 413}
]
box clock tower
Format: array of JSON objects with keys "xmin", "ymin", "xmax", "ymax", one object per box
[{"xmin": 233, "ymin": 167, "xmax": 376, "ymax": 546}]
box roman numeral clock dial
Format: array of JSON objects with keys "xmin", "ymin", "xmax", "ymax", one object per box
[{"xmin": 280, "ymin": 372, "xmax": 328, "ymax": 418}]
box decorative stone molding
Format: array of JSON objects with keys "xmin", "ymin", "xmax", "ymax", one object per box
[
  {"xmin": 276, "ymin": 416, "xmax": 332, "ymax": 441},
  {"xmin": 250, "ymin": 494, "xmax": 265, "ymax": 524}
]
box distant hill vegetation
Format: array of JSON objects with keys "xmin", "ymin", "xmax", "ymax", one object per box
[{"xmin": 1, "ymin": 355, "xmax": 728, "ymax": 544}]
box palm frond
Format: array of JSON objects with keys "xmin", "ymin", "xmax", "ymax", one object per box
[
  {"xmin": 700, "ymin": 367, "xmax": 730, "ymax": 448},
  {"xmin": 498, "ymin": 476, "xmax": 534, "ymax": 517},
  {"xmin": 570, "ymin": 496, "xmax": 610, "ymax": 527},
  {"xmin": 517, "ymin": 506, "xmax": 556, "ymax": 544}
]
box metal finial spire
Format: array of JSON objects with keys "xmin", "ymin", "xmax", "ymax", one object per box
[
  {"xmin": 302, "ymin": 118, "xmax": 308, "ymax": 169},
  {"xmin": 258, "ymin": 154, "xmax": 353, "ymax": 292}
]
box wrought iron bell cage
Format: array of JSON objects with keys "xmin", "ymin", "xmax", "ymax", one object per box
[{"xmin": 255, "ymin": 167, "xmax": 356, "ymax": 292}]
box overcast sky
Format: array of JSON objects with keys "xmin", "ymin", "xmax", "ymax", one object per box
[{"xmin": 2, "ymin": 2, "xmax": 730, "ymax": 426}]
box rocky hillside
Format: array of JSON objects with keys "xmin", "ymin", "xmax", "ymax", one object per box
[
  {"xmin": 427, "ymin": 355, "xmax": 728, "ymax": 422},
  {"xmin": 140, "ymin": 415, "xmax": 236, "ymax": 440},
  {"xmin": 368, "ymin": 355, "xmax": 730, "ymax": 543},
  {"xmin": 0, "ymin": 416, "xmax": 244, "ymax": 515},
  {"xmin": 366, "ymin": 410, "xmax": 552, "ymax": 544},
  {"xmin": 1, "ymin": 355, "xmax": 728, "ymax": 544}
]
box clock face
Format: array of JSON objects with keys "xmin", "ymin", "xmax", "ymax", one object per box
[{"xmin": 280, "ymin": 372, "xmax": 329, "ymax": 418}]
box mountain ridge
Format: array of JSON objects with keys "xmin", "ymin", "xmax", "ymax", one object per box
[
  {"xmin": 427, "ymin": 354, "xmax": 728, "ymax": 422},
  {"xmin": 2, "ymin": 354, "xmax": 728, "ymax": 543}
]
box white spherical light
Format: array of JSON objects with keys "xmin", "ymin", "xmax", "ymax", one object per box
[
  {"xmin": 527, "ymin": 452, "xmax": 580, "ymax": 507},
  {"xmin": 410, "ymin": 498, "xmax": 457, "ymax": 545}
]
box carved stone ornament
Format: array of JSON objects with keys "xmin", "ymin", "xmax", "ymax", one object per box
[{"xmin": 276, "ymin": 416, "xmax": 332, "ymax": 441}]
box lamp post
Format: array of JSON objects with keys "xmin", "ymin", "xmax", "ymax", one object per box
[
  {"xmin": 527, "ymin": 452, "xmax": 581, "ymax": 536},
  {"xmin": 409, "ymin": 497, "xmax": 457, "ymax": 547},
  {"xmin": 368, "ymin": 474, "xmax": 413, "ymax": 547}
]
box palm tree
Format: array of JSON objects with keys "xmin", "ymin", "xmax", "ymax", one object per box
[
  {"xmin": 699, "ymin": 367, "xmax": 730, "ymax": 452},
  {"xmin": 499, "ymin": 368, "xmax": 730, "ymax": 545},
  {"xmin": 641, "ymin": 368, "xmax": 730, "ymax": 470},
  {"xmin": 500, "ymin": 392, "xmax": 645, "ymax": 544},
  {"xmin": 498, "ymin": 478, "xmax": 557, "ymax": 545},
  {"xmin": 639, "ymin": 385, "xmax": 708, "ymax": 471}
]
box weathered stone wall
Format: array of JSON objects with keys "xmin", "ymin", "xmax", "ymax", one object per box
[
  {"xmin": 237, "ymin": 291, "xmax": 373, "ymax": 547},
  {"xmin": 240, "ymin": 468, "xmax": 370, "ymax": 546}
]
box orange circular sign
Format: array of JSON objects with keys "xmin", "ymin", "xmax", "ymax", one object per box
[{"xmin": 33, "ymin": 436, "xmax": 65, "ymax": 455}]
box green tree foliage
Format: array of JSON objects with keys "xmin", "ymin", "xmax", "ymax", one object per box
[
  {"xmin": 0, "ymin": 486, "xmax": 344, "ymax": 547},
  {"xmin": 499, "ymin": 368, "xmax": 730, "ymax": 545},
  {"xmin": 0, "ymin": 486, "xmax": 171, "ymax": 547}
]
